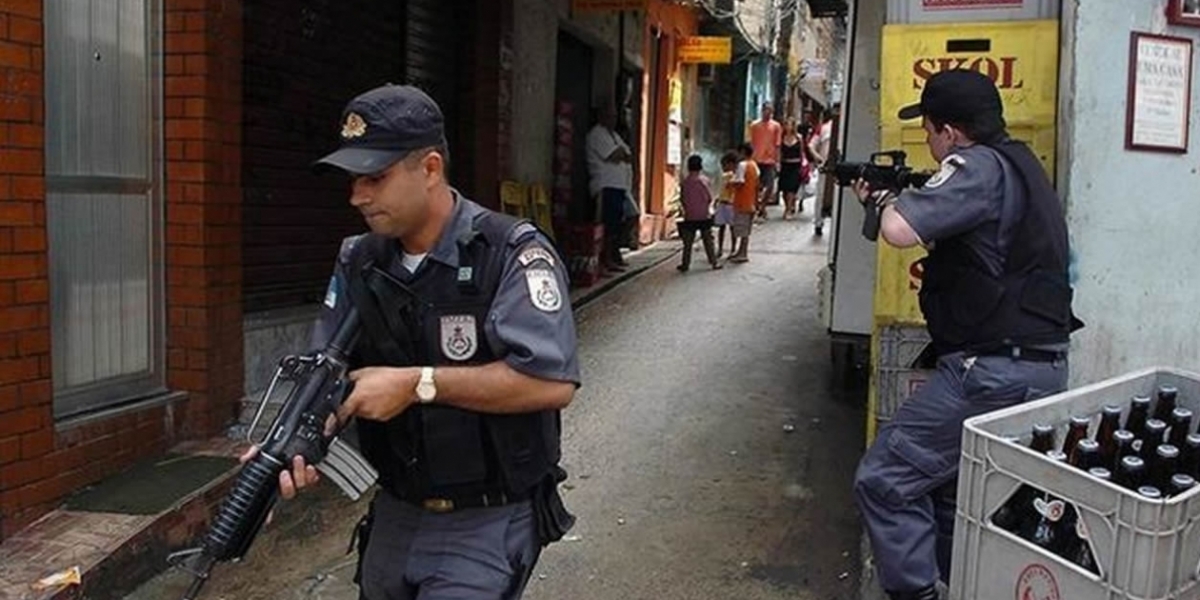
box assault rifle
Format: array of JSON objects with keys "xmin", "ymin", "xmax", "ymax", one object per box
[
  {"xmin": 167, "ymin": 307, "xmax": 377, "ymax": 600},
  {"xmin": 824, "ymin": 150, "xmax": 934, "ymax": 192}
]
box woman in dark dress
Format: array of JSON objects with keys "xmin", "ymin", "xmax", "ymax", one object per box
[{"xmin": 778, "ymin": 118, "xmax": 806, "ymax": 220}]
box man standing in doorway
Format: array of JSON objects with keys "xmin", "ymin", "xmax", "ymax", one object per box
[
  {"xmin": 749, "ymin": 102, "xmax": 782, "ymax": 222},
  {"xmin": 587, "ymin": 104, "xmax": 635, "ymax": 272},
  {"xmin": 808, "ymin": 107, "xmax": 836, "ymax": 235}
]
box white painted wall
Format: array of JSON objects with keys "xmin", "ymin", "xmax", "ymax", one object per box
[
  {"xmin": 511, "ymin": 0, "xmax": 644, "ymax": 187},
  {"xmin": 1060, "ymin": 0, "xmax": 1200, "ymax": 384}
]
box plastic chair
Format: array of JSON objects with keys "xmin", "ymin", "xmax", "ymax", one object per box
[
  {"xmin": 528, "ymin": 183, "xmax": 555, "ymax": 241},
  {"xmin": 499, "ymin": 181, "xmax": 528, "ymax": 218}
]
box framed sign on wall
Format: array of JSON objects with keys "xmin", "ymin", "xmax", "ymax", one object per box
[
  {"xmin": 1167, "ymin": 0, "xmax": 1200, "ymax": 27},
  {"xmin": 1125, "ymin": 32, "xmax": 1193, "ymax": 153}
]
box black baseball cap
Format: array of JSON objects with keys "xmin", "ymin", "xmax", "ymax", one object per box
[
  {"xmin": 898, "ymin": 69, "xmax": 1004, "ymax": 123},
  {"xmin": 314, "ymin": 84, "xmax": 446, "ymax": 175}
]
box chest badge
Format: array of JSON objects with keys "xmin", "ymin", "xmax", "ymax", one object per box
[
  {"xmin": 439, "ymin": 315, "xmax": 478, "ymax": 361},
  {"xmin": 525, "ymin": 268, "xmax": 562, "ymax": 312}
]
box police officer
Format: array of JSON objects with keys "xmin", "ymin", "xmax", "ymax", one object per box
[
  {"xmin": 279, "ymin": 84, "xmax": 579, "ymax": 599},
  {"xmin": 850, "ymin": 70, "xmax": 1081, "ymax": 600}
]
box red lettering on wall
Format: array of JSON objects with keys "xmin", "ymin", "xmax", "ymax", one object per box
[{"xmin": 909, "ymin": 56, "xmax": 1024, "ymax": 89}]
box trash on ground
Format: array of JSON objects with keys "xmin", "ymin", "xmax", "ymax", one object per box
[{"xmin": 31, "ymin": 566, "xmax": 81, "ymax": 591}]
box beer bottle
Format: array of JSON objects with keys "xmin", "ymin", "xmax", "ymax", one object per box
[
  {"xmin": 1095, "ymin": 405, "xmax": 1124, "ymax": 467},
  {"xmin": 1067, "ymin": 508, "xmax": 1097, "ymax": 573},
  {"xmin": 1088, "ymin": 466, "xmax": 1113, "ymax": 482},
  {"xmin": 1112, "ymin": 430, "xmax": 1137, "ymax": 471},
  {"xmin": 1154, "ymin": 385, "xmax": 1179, "ymax": 423},
  {"xmin": 1138, "ymin": 486, "xmax": 1163, "ymax": 500},
  {"xmin": 1151, "ymin": 445, "xmax": 1181, "ymax": 492},
  {"xmin": 1170, "ymin": 473, "xmax": 1197, "ymax": 497},
  {"xmin": 1127, "ymin": 395, "xmax": 1152, "ymax": 439},
  {"xmin": 1070, "ymin": 439, "xmax": 1102, "ymax": 472},
  {"xmin": 1181, "ymin": 433, "xmax": 1200, "ymax": 478},
  {"xmin": 1062, "ymin": 415, "xmax": 1091, "ymax": 457},
  {"xmin": 1143, "ymin": 419, "xmax": 1168, "ymax": 459},
  {"xmin": 1022, "ymin": 451, "xmax": 1069, "ymax": 554},
  {"xmin": 1169, "ymin": 407, "xmax": 1194, "ymax": 449},
  {"xmin": 1031, "ymin": 423, "xmax": 1056, "ymax": 453},
  {"xmin": 1116, "ymin": 455, "xmax": 1148, "ymax": 490}
]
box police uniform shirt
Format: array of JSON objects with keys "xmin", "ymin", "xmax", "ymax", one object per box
[
  {"xmin": 892, "ymin": 144, "xmax": 1026, "ymax": 278},
  {"xmin": 312, "ymin": 192, "xmax": 581, "ymax": 386}
]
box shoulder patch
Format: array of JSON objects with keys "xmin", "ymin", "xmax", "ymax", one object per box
[
  {"xmin": 507, "ymin": 222, "xmax": 541, "ymax": 247},
  {"xmin": 924, "ymin": 153, "xmax": 966, "ymax": 189},
  {"xmin": 517, "ymin": 245, "xmax": 556, "ymax": 268},
  {"xmin": 525, "ymin": 268, "xmax": 563, "ymax": 312}
]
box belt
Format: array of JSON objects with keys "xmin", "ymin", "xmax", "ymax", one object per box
[
  {"xmin": 393, "ymin": 488, "xmax": 529, "ymax": 513},
  {"xmin": 976, "ymin": 346, "xmax": 1064, "ymax": 363}
]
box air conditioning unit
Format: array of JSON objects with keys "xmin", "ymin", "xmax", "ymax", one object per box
[{"xmin": 697, "ymin": 63, "xmax": 716, "ymax": 85}]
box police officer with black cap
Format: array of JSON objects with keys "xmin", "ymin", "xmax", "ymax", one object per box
[
  {"xmin": 850, "ymin": 69, "xmax": 1082, "ymax": 600},
  {"xmin": 278, "ymin": 84, "xmax": 579, "ymax": 599}
]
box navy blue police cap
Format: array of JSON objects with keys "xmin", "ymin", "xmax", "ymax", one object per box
[
  {"xmin": 898, "ymin": 69, "xmax": 1004, "ymax": 124},
  {"xmin": 314, "ymin": 84, "xmax": 446, "ymax": 175}
]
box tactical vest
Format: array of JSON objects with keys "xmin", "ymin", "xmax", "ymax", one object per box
[
  {"xmin": 918, "ymin": 140, "xmax": 1081, "ymax": 354},
  {"xmin": 344, "ymin": 208, "xmax": 561, "ymax": 500}
]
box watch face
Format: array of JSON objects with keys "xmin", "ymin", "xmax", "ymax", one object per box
[{"xmin": 417, "ymin": 382, "xmax": 435, "ymax": 402}]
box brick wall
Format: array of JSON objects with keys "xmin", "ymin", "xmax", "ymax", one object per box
[
  {"xmin": 0, "ymin": 0, "xmax": 52, "ymax": 539},
  {"xmin": 164, "ymin": 0, "xmax": 244, "ymax": 439}
]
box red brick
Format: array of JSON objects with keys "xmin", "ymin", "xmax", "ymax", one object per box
[
  {"xmin": 184, "ymin": 54, "xmax": 208, "ymax": 75},
  {"xmin": 0, "ymin": 39, "xmax": 30, "ymax": 69},
  {"xmin": 0, "ymin": 203, "xmax": 33, "ymax": 225},
  {"xmin": 165, "ymin": 12, "xmax": 185, "ymax": 32},
  {"xmin": 17, "ymin": 474, "xmax": 73, "ymax": 509},
  {"xmin": 0, "ymin": 334, "xmax": 14, "ymax": 358},
  {"xmin": 184, "ymin": 140, "xmax": 207, "ymax": 161},
  {"xmin": 0, "ymin": 148, "xmax": 39, "ymax": 174},
  {"xmin": 16, "ymin": 329, "xmax": 47, "ymax": 355},
  {"xmin": 17, "ymin": 380, "xmax": 49, "ymax": 404},
  {"xmin": 11, "ymin": 227, "xmax": 43, "ymax": 252},
  {"xmin": 11, "ymin": 176, "xmax": 43, "ymax": 200},
  {"xmin": 0, "ymin": 385, "xmax": 16, "ymax": 412},
  {"xmin": 0, "ymin": 229, "xmax": 10, "ymax": 253},
  {"xmin": 3, "ymin": 69, "xmax": 41, "ymax": 98},
  {"xmin": 165, "ymin": 32, "xmax": 206, "ymax": 55},
  {"xmin": 0, "ymin": 356, "xmax": 38, "ymax": 383},
  {"xmin": 0, "ymin": 1, "xmax": 42, "ymax": 20},
  {"xmin": 183, "ymin": 13, "xmax": 207, "ymax": 32},
  {"xmin": 0, "ymin": 436, "xmax": 19, "ymax": 466},
  {"xmin": 13, "ymin": 279, "xmax": 46, "ymax": 304},
  {"xmin": 168, "ymin": 203, "xmax": 204, "ymax": 224},
  {"xmin": 0, "ymin": 306, "xmax": 41, "ymax": 333},
  {"xmin": 187, "ymin": 349, "xmax": 208, "ymax": 370},
  {"xmin": 0, "ymin": 406, "xmax": 43, "ymax": 438},
  {"xmin": 18, "ymin": 428, "xmax": 51, "ymax": 459},
  {"xmin": 0, "ymin": 253, "xmax": 41, "ymax": 279},
  {"xmin": 165, "ymin": 74, "xmax": 206, "ymax": 97},
  {"xmin": 166, "ymin": 118, "xmax": 205, "ymax": 140},
  {"xmin": 6, "ymin": 123, "xmax": 41, "ymax": 148},
  {"xmin": 0, "ymin": 96, "xmax": 31, "ymax": 121}
]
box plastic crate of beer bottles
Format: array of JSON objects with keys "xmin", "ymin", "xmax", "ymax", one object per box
[
  {"xmin": 951, "ymin": 367, "xmax": 1200, "ymax": 600},
  {"xmin": 872, "ymin": 324, "xmax": 935, "ymax": 427}
]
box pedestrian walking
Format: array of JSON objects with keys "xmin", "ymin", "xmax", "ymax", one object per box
[
  {"xmin": 676, "ymin": 155, "xmax": 722, "ymax": 272},
  {"xmin": 261, "ymin": 84, "xmax": 580, "ymax": 600},
  {"xmin": 850, "ymin": 70, "xmax": 1082, "ymax": 600},
  {"xmin": 728, "ymin": 143, "xmax": 759, "ymax": 264},
  {"xmin": 749, "ymin": 102, "xmax": 782, "ymax": 222},
  {"xmin": 778, "ymin": 118, "xmax": 806, "ymax": 220}
]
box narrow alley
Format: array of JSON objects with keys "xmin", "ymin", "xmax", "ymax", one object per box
[{"xmin": 123, "ymin": 209, "xmax": 865, "ymax": 600}]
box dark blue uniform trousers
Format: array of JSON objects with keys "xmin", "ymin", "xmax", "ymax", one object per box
[{"xmin": 853, "ymin": 351, "xmax": 1067, "ymax": 594}]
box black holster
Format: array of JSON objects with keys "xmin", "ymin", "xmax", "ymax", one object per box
[
  {"xmin": 346, "ymin": 502, "xmax": 374, "ymax": 587},
  {"xmin": 531, "ymin": 466, "xmax": 575, "ymax": 546}
]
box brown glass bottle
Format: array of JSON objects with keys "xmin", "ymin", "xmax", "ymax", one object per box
[
  {"xmin": 1070, "ymin": 439, "xmax": 1102, "ymax": 472},
  {"xmin": 1170, "ymin": 473, "xmax": 1197, "ymax": 497},
  {"xmin": 1127, "ymin": 395, "xmax": 1152, "ymax": 438},
  {"xmin": 1095, "ymin": 405, "xmax": 1124, "ymax": 468},
  {"xmin": 993, "ymin": 432, "xmax": 1051, "ymax": 532},
  {"xmin": 1062, "ymin": 415, "xmax": 1091, "ymax": 457},
  {"xmin": 1154, "ymin": 385, "xmax": 1179, "ymax": 423},
  {"xmin": 1088, "ymin": 467, "xmax": 1113, "ymax": 482},
  {"xmin": 1138, "ymin": 486, "xmax": 1163, "ymax": 500},
  {"xmin": 1030, "ymin": 423, "xmax": 1056, "ymax": 453},
  {"xmin": 1182, "ymin": 433, "xmax": 1200, "ymax": 478},
  {"xmin": 1150, "ymin": 445, "xmax": 1181, "ymax": 492},
  {"xmin": 1116, "ymin": 455, "xmax": 1148, "ymax": 490},
  {"xmin": 1021, "ymin": 451, "xmax": 1070, "ymax": 554},
  {"xmin": 1142, "ymin": 419, "xmax": 1169, "ymax": 459},
  {"xmin": 1169, "ymin": 407, "xmax": 1194, "ymax": 449},
  {"xmin": 1112, "ymin": 430, "xmax": 1137, "ymax": 471}
]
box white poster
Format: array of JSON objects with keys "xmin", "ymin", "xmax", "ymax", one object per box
[
  {"xmin": 1127, "ymin": 33, "xmax": 1192, "ymax": 152},
  {"xmin": 667, "ymin": 122, "xmax": 682, "ymax": 166}
]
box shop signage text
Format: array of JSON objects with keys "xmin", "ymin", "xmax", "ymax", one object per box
[
  {"xmin": 679, "ymin": 36, "xmax": 732, "ymax": 64},
  {"xmin": 912, "ymin": 56, "xmax": 1023, "ymax": 89},
  {"xmin": 922, "ymin": 0, "xmax": 1022, "ymax": 8}
]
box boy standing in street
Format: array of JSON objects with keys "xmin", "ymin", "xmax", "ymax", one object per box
[
  {"xmin": 676, "ymin": 155, "xmax": 722, "ymax": 272},
  {"xmin": 713, "ymin": 152, "xmax": 738, "ymax": 258},
  {"xmin": 728, "ymin": 143, "xmax": 759, "ymax": 264}
]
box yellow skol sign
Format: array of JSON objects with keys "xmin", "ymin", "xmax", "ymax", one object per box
[
  {"xmin": 572, "ymin": 0, "xmax": 647, "ymax": 12},
  {"xmin": 679, "ymin": 36, "xmax": 732, "ymax": 64}
]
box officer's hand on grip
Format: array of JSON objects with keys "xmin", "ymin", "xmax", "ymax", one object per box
[
  {"xmin": 851, "ymin": 178, "xmax": 874, "ymax": 205},
  {"xmin": 336, "ymin": 366, "xmax": 420, "ymax": 424},
  {"xmin": 237, "ymin": 444, "xmax": 321, "ymax": 502}
]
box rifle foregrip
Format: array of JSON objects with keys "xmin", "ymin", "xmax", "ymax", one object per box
[{"xmin": 204, "ymin": 452, "xmax": 281, "ymax": 561}]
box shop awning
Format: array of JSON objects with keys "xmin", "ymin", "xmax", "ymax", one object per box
[{"xmin": 804, "ymin": 0, "xmax": 847, "ymax": 18}]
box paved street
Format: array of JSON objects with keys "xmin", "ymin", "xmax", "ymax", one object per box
[{"xmin": 126, "ymin": 205, "xmax": 866, "ymax": 600}]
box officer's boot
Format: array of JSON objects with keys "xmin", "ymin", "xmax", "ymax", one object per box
[{"xmin": 887, "ymin": 584, "xmax": 939, "ymax": 600}]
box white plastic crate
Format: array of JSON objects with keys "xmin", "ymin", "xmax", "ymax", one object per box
[{"xmin": 952, "ymin": 367, "xmax": 1200, "ymax": 600}]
